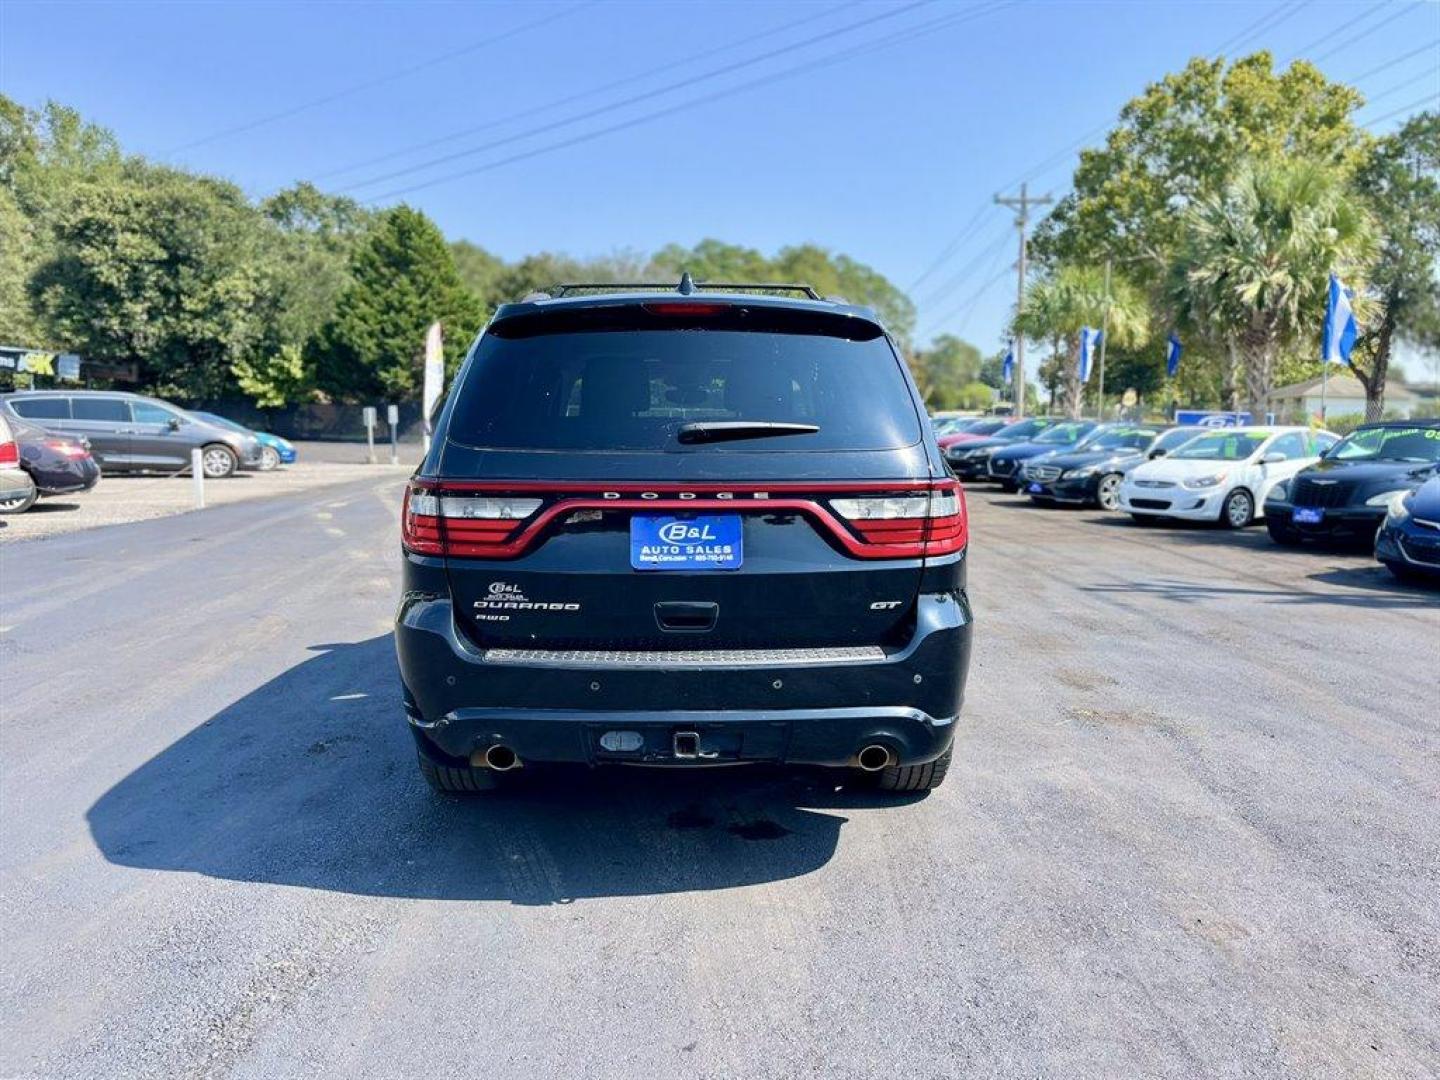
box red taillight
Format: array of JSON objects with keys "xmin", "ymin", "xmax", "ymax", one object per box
[
  {"xmin": 44, "ymin": 439, "xmax": 89, "ymax": 459},
  {"xmin": 402, "ymin": 484, "xmax": 543, "ymax": 557},
  {"xmin": 829, "ymin": 481, "xmax": 967, "ymax": 557},
  {"xmin": 0, "ymin": 440, "xmax": 18, "ymax": 469}
]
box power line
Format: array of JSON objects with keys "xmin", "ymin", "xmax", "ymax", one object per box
[
  {"xmin": 1358, "ymin": 67, "xmax": 1440, "ymax": 110},
  {"xmin": 1363, "ymin": 92, "xmax": 1439, "ymax": 129},
  {"xmin": 340, "ymin": 0, "xmax": 936, "ymax": 193},
  {"xmin": 1213, "ymin": 2, "xmax": 1297, "ymax": 55},
  {"xmin": 1216, "ymin": 0, "xmax": 1312, "ymax": 56},
  {"xmin": 1312, "ymin": 2, "xmax": 1417, "ymax": 64},
  {"xmin": 1343, "ymin": 38, "xmax": 1439, "ymax": 84},
  {"xmin": 312, "ymin": 1, "xmax": 862, "ymax": 183},
  {"xmin": 907, "ymin": 205, "xmax": 993, "ymax": 293},
  {"xmin": 915, "ymin": 224, "xmax": 1011, "ymax": 310},
  {"xmin": 163, "ymin": 3, "xmax": 588, "ymax": 155},
  {"xmin": 363, "ymin": 1, "xmax": 1015, "ymax": 203},
  {"xmin": 1284, "ymin": 0, "xmax": 1390, "ymax": 63}
]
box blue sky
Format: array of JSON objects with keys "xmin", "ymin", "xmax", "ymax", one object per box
[{"xmin": 3, "ymin": 0, "xmax": 1438, "ymax": 369}]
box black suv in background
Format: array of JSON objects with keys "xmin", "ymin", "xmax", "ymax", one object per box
[
  {"xmin": 396, "ymin": 280, "xmax": 972, "ymax": 795},
  {"xmin": 1023, "ymin": 425, "xmax": 1200, "ymax": 510},
  {"xmin": 1265, "ymin": 420, "xmax": 1440, "ymax": 547}
]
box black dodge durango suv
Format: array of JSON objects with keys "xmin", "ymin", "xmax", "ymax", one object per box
[{"xmin": 396, "ymin": 279, "xmax": 973, "ymax": 795}]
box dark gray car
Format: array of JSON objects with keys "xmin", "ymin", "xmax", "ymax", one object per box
[{"xmin": 0, "ymin": 390, "xmax": 263, "ymax": 477}]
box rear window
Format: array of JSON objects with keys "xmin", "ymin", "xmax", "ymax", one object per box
[
  {"xmin": 9, "ymin": 396, "xmax": 71, "ymax": 419},
  {"xmin": 446, "ymin": 308, "xmax": 921, "ymax": 452}
]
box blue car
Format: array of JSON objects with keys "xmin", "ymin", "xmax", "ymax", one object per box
[
  {"xmin": 1375, "ymin": 475, "xmax": 1440, "ymax": 584},
  {"xmin": 188, "ymin": 412, "xmax": 296, "ymax": 470}
]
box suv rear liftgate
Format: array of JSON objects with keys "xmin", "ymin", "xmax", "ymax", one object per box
[{"xmin": 396, "ymin": 280, "xmax": 973, "ymax": 793}]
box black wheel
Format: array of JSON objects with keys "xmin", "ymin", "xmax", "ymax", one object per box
[
  {"xmin": 0, "ymin": 484, "xmax": 38, "ymax": 514},
  {"xmin": 1267, "ymin": 519, "xmax": 1304, "ymax": 546},
  {"xmin": 875, "ymin": 747, "xmax": 951, "ymax": 793},
  {"xmin": 1220, "ymin": 488, "xmax": 1254, "ymax": 529},
  {"xmin": 1096, "ymin": 473, "xmax": 1123, "ymax": 511},
  {"xmin": 1130, "ymin": 513, "xmax": 1158, "ymax": 525},
  {"xmin": 417, "ymin": 752, "xmax": 497, "ymax": 793},
  {"xmin": 258, "ymin": 445, "xmax": 281, "ymax": 471},
  {"xmin": 200, "ymin": 443, "xmax": 238, "ymax": 478}
]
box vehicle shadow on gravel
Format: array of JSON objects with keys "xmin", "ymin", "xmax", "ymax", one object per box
[{"xmin": 87, "ymin": 635, "xmax": 911, "ymax": 904}]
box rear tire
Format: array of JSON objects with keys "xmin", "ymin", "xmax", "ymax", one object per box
[
  {"xmin": 875, "ymin": 747, "xmax": 951, "ymax": 793},
  {"xmin": 417, "ymin": 752, "xmax": 497, "ymax": 793},
  {"xmin": 1267, "ymin": 519, "xmax": 1304, "ymax": 546},
  {"xmin": 0, "ymin": 485, "xmax": 38, "ymax": 514}
]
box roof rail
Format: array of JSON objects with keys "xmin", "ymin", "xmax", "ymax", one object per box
[{"xmin": 550, "ymin": 277, "xmax": 822, "ymax": 300}]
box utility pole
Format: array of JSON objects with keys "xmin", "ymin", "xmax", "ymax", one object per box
[
  {"xmin": 1096, "ymin": 258, "xmax": 1112, "ymax": 421},
  {"xmin": 994, "ymin": 182, "xmax": 1053, "ymax": 419}
]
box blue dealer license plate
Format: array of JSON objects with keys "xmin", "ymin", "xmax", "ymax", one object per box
[
  {"xmin": 1027, "ymin": 482, "xmax": 1044, "ymax": 494},
  {"xmin": 630, "ymin": 515, "xmax": 743, "ymax": 571},
  {"xmin": 1293, "ymin": 507, "xmax": 1324, "ymax": 524}
]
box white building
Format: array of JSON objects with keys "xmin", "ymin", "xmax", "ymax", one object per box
[{"xmin": 1267, "ymin": 371, "xmax": 1420, "ymax": 420}]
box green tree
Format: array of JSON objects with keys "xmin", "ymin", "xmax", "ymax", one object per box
[
  {"xmin": 30, "ymin": 166, "xmax": 266, "ymax": 399},
  {"xmin": 1175, "ymin": 159, "xmax": 1377, "ymax": 419},
  {"xmin": 313, "ymin": 205, "xmax": 484, "ymax": 401},
  {"xmin": 910, "ymin": 333, "xmax": 982, "ymax": 408},
  {"xmin": 1014, "ymin": 265, "xmax": 1150, "ymax": 417},
  {"xmin": 1035, "ymin": 53, "xmax": 1368, "ymax": 281},
  {"xmin": 1348, "ymin": 111, "xmax": 1440, "ymax": 419}
]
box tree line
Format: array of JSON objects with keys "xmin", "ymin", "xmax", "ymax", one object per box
[
  {"xmin": 1017, "ymin": 53, "xmax": 1439, "ymax": 422},
  {"xmin": 0, "ymin": 95, "xmax": 917, "ymax": 408}
]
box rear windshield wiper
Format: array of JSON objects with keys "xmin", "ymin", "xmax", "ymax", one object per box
[{"xmin": 675, "ymin": 421, "xmax": 820, "ymax": 445}]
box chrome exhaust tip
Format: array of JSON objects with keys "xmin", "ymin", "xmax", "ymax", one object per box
[
  {"xmin": 855, "ymin": 744, "xmax": 894, "ymax": 772},
  {"xmin": 478, "ymin": 745, "xmax": 521, "ymax": 772}
]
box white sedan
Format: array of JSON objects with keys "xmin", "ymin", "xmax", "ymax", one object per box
[{"xmin": 1118, "ymin": 426, "xmax": 1338, "ymax": 528}]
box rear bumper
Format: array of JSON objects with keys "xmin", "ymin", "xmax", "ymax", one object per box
[{"xmin": 396, "ymin": 590, "xmax": 972, "ymax": 768}]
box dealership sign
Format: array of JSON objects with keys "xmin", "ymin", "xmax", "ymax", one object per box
[{"xmin": 1175, "ymin": 410, "xmax": 1253, "ymax": 428}]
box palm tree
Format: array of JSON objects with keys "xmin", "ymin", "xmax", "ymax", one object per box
[
  {"xmin": 1176, "ymin": 159, "xmax": 1377, "ymax": 420},
  {"xmin": 1013, "ymin": 265, "xmax": 1150, "ymax": 418}
]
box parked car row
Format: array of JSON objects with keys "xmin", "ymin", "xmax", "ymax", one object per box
[
  {"xmin": 939, "ymin": 415, "xmax": 1440, "ymax": 585},
  {"xmin": 0, "ymin": 389, "xmax": 296, "ymax": 516}
]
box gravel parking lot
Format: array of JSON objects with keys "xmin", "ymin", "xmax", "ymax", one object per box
[{"xmin": 1, "ymin": 477, "xmax": 1436, "ymax": 1078}]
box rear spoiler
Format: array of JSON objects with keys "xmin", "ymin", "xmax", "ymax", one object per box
[{"xmin": 488, "ymin": 298, "xmax": 886, "ymax": 341}]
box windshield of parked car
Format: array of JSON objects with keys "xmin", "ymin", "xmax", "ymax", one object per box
[
  {"xmin": 1169, "ymin": 431, "xmax": 1270, "ymax": 461},
  {"xmin": 1034, "ymin": 422, "xmax": 1093, "ymax": 444},
  {"xmin": 932, "ymin": 417, "xmax": 972, "ymax": 435},
  {"xmin": 1323, "ymin": 425, "xmax": 1440, "ymax": 464},
  {"xmin": 963, "ymin": 419, "xmax": 1009, "ymax": 436},
  {"xmin": 993, "ymin": 418, "xmax": 1052, "ymax": 440},
  {"xmin": 191, "ymin": 411, "xmax": 247, "ymax": 434},
  {"xmin": 1083, "ymin": 426, "xmax": 1161, "ymax": 451}
]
